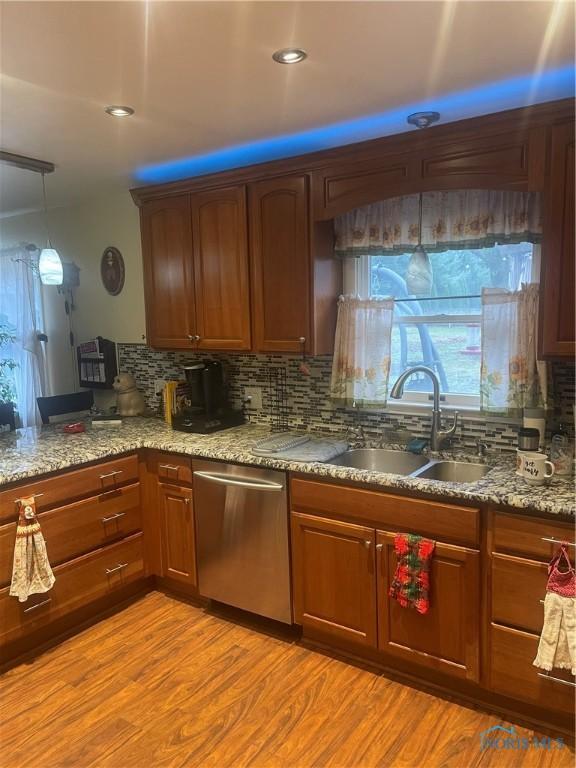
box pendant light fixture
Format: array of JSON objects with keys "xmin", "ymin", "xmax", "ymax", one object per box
[
  {"xmin": 38, "ymin": 171, "xmax": 63, "ymax": 285},
  {"xmin": 405, "ymin": 192, "xmax": 433, "ymax": 297},
  {"xmin": 404, "ymin": 111, "xmax": 438, "ymax": 297}
]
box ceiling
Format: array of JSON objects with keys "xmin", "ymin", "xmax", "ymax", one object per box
[{"xmin": 0, "ymin": 1, "xmax": 574, "ymax": 215}]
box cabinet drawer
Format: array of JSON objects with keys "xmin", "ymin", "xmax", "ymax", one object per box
[
  {"xmin": 150, "ymin": 452, "xmax": 193, "ymax": 485},
  {"xmin": 491, "ymin": 553, "xmax": 547, "ymax": 634},
  {"xmin": 0, "ymin": 454, "xmax": 139, "ymax": 525},
  {"xmin": 0, "ymin": 533, "xmax": 145, "ymax": 646},
  {"xmin": 290, "ymin": 478, "xmax": 480, "ymax": 546},
  {"xmin": 490, "ymin": 623, "xmax": 575, "ymax": 714},
  {"xmin": 0, "ymin": 483, "xmax": 141, "ymax": 587},
  {"xmin": 492, "ymin": 512, "xmax": 575, "ymax": 561}
]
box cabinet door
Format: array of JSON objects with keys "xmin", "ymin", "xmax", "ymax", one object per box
[
  {"xmin": 540, "ymin": 120, "xmax": 575, "ymax": 358},
  {"xmin": 159, "ymin": 484, "xmax": 196, "ymax": 586},
  {"xmin": 140, "ymin": 195, "xmax": 196, "ymax": 349},
  {"xmin": 249, "ymin": 175, "xmax": 311, "ymax": 352},
  {"xmin": 376, "ymin": 531, "xmax": 480, "ymax": 681},
  {"xmin": 291, "ymin": 512, "xmax": 377, "ymax": 647},
  {"xmin": 191, "ymin": 186, "xmax": 251, "ymax": 350}
]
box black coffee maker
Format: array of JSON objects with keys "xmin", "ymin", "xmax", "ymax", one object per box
[{"xmin": 172, "ymin": 360, "xmax": 244, "ymax": 434}]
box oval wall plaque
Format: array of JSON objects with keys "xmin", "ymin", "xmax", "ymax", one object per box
[{"xmin": 100, "ymin": 246, "xmax": 125, "ymax": 296}]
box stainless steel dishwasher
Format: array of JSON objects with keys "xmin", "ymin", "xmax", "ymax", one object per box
[{"xmin": 193, "ymin": 459, "xmax": 292, "ymax": 624}]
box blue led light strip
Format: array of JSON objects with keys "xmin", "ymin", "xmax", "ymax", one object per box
[{"xmin": 135, "ymin": 64, "xmax": 575, "ymax": 184}]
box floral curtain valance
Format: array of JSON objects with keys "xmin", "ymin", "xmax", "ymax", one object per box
[
  {"xmin": 330, "ymin": 296, "xmax": 394, "ymax": 409},
  {"xmin": 480, "ymin": 283, "xmax": 547, "ymax": 416},
  {"xmin": 334, "ymin": 190, "xmax": 542, "ymax": 258}
]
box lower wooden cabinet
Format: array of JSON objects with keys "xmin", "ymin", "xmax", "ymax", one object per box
[
  {"xmin": 291, "ymin": 512, "xmax": 377, "ymax": 647},
  {"xmin": 490, "ymin": 623, "xmax": 575, "ymax": 714},
  {"xmin": 0, "ymin": 533, "xmax": 145, "ymax": 646},
  {"xmin": 0, "ymin": 483, "xmax": 141, "ymax": 587},
  {"xmin": 376, "ymin": 531, "xmax": 480, "ymax": 681},
  {"xmin": 290, "ymin": 511, "xmax": 480, "ymax": 681},
  {"xmin": 491, "ymin": 553, "xmax": 547, "ymax": 634},
  {"xmin": 159, "ymin": 483, "xmax": 197, "ymax": 587}
]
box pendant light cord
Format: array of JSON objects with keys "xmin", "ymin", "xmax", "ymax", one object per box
[
  {"xmin": 417, "ymin": 192, "xmax": 423, "ymax": 247},
  {"xmin": 41, "ymin": 171, "xmax": 51, "ymax": 248}
]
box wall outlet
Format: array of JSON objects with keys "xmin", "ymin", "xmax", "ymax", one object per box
[
  {"xmin": 244, "ymin": 386, "xmax": 263, "ymax": 410},
  {"xmin": 154, "ymin": 379, "xmax": 167, "ymax": 396}
]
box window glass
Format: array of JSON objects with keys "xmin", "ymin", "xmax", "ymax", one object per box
[{"xmin": 368, "ymin": 242, "xmax": 534, "ymax": 404}]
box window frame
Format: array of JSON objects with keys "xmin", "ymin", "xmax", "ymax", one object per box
[{"xmin": 342, "ymin": 244, "xmax": 540, "ymax": 414}]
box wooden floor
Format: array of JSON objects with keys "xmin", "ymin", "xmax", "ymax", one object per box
[{"xmin": 0, "ymin": 592, "xmax": 572, "ymax": 768}]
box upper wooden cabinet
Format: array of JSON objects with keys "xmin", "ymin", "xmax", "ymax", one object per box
[
  {"xmin": 311, "ymin": 126, "xmax": 547, "ymax": 220},
  {"xmin": 133, "ymin": 99, "xmax": 573, "ymax": 356},
  {"xmin": 141, "ymin": 195, "xmax": 196, "ymax": 349},
  {"xmin": 138, "ymin": 178, "xmax": 338, "ymax": 353},
  {"xmin": 540, "ymin": 120, "xmax": 575, "ymax": 359},
  {"xmin": 249, "ymin": 175, "xmax": 312, "ymax": 353},
  {"xmin": 191, "ymin": 186, "xmax": 251, "ymax": 350},
  {"xmin": 140, "ymin": 187, "xmax": 251, "ymax": 351}
]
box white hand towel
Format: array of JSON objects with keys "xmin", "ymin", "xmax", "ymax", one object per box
[
  {"xmin": 533, "ymin": 591, "xmax": 576, "ymax": 675},
  {"xmin": 9, "ymin": 496, "xmax": 55, "ymax": 603}
]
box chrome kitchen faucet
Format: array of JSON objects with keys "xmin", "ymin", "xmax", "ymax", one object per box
[{"xmin": 389, "ymin": 366, "xmax": 459, "ymax": 452}]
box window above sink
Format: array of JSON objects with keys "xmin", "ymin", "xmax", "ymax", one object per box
[{"xmin": 344, "ymin": 240, "xmax": 539, "ymax": 412}]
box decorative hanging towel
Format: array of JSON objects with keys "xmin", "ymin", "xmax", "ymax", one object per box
[
  {"xmin": 389, "ymin": 533, "xmax": 435, "ymax": 615},
  {"xmin": 534, "ymin": 544, "xmax": 576, "ymax": 675},
  {"xmin": 9, "ymin": 496, "xmax": 55, "ymax": 603}
]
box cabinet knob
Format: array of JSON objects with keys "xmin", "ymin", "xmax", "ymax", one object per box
[
  {"xmin": 299, "ymin": 337, "xmax": 306, "ymax": 344},
  {"xmin": 364, "ymin": 540, "xmax": 372, "ymax": 549},
  {"xmin": 376, "ymin": 543, "xmax": 383, "ymax": 551}
]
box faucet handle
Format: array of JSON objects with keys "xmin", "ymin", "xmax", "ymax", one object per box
[
  {"xmin": 440, "ymin": 410, "xmax": 459, "ymax": 440},
  {"xmin": 449, "ymin": 410, "xmax": 459, "ymax": 436}
]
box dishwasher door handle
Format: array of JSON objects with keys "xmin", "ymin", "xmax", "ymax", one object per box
[{"xmin": 193, "ymin": 471, "xmax": 284, "ymax": 491}]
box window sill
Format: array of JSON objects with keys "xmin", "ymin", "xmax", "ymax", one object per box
[{"xmin": 347, "ymin": 400, "xmax": 522, "ymax": 424}]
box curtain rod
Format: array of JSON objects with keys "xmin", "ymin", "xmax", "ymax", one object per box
[{"xmin": 392, "ymin": 294, "xmax": 482, "ymax": 303}]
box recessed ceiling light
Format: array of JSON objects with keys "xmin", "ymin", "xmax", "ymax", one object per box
[
  {"xmin": 272, "ymin": 48, "xmax": 307, "ymax": 65},
  {"xmin": 104, "ymin": 105, "xmax": 135, "ymax": 117}
]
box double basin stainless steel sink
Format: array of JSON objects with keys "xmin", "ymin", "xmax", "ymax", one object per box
[{"xmin": 330, "ymin": 448, "xmax": 491, "ymax": 484}]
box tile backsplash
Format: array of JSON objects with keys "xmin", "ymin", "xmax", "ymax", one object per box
[{"xmin": 117, "ymin": 344, "xmax": 575, "ymax": 453}]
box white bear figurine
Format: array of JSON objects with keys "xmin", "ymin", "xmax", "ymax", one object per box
[{"xmin": 113, "ymin": 373, "xmax": 146, "ymax": 417}]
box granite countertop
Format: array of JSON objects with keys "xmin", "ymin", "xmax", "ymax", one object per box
[{"xmin": 0, "ymin": 417, "xmax": 574, "ymax": 518}]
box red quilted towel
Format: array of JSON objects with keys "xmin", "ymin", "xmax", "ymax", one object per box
[{"xmin": 389, "ymin": 533, "xmax": 435, "ymax": 614}]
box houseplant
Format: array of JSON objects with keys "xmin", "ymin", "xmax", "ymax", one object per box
[{"xmin": 0, "ymin": 321, "xmax": 17, "ymax": 430}]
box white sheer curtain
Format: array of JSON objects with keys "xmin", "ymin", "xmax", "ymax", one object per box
[
  {"xmin": 480, "ymin": 284, "xmax": 547, "ymax": 415},
  {"xmin": 0, "ymin": 247, "xmax": 46, "ymax": 427},
  {"xmin": 330, "ymin": 296, "xmax": 394, "ymax": 408}
]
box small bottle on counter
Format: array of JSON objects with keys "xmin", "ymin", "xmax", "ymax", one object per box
[{"xmin": 550, "ymin": 424, "xmax": 574, "ymax": 476}]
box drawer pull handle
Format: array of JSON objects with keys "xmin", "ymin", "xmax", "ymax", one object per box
[
  {"xmin": 99, "ymin": 470, "xmax": 123, "ymax": 481},
  {"xmin": 541, "ymin": 537, "xmax": 575, "ymax": 547},
  {"xmin": 159, "ymin": 464, "xmax": 180, "ymax": 472},
  {"xmin": 15, "ymin": 492, "xmax": 45, "ymax": 504},
  {"xmin": 537, "ymin": 672, "xmax": 576, "ymax": 688},
  {"xmin": 101, "ymin": 512, "xmax": 126, "ymax": 524},
  {"xmin": 105, "ymin": 562, "xmax": 128, "ymax": 575},
  {"xmin": 23, "ymin": 598, "xmax": 52, "ymax": 613}
]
